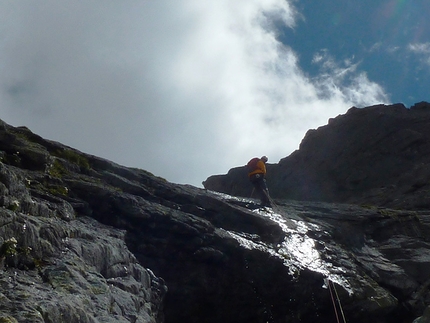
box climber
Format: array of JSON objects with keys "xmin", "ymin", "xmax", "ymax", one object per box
[{"xmin": 246, "ymin": 156, "xmax": 272, "ymax": 207}]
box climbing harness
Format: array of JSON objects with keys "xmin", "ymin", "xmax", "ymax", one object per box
[{"xmin": 326, "ymin": 279, "xmax": 347, "ymax": 323}]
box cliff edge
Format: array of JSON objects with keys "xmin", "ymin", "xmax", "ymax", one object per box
[{"xmin": 204, "ymin": 102, "xmax": 430, "ymax": 210}]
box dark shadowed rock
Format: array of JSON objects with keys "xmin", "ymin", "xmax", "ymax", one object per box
[
  {"xmin": 203, "ymin": 102, "xmax": 430, "ymax": 210},
  {"xmin": 2, "ymin": 109, "xmax": 430, "ymax": 323}
]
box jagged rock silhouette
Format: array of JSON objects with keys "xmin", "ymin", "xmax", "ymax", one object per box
[
  {"xmin": 204, "ymin": 102, "xmax": 430, "ymax": 210},
  {"xmin": 1, "ymin": 103, "xmax": 430, "ymax": 322}
]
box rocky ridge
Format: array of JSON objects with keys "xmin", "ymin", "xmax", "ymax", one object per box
[
  {"xmin": 204, "ymin": 102, "xmax": 430, "ymax": 210},
  {"xmin": 1, "ymin": 103, "xmax": 430, "ymax": 322}
]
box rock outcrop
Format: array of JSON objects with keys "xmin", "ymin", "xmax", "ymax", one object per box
[
  {"xmin": 1, "ymin": 105, "xmax": 430, "ymax": 323},
  {"xmin": 203, "ymin": 102, "xmax": 430, "ymax": 210},
  {"xmin": 0, "ymin": 124, "xmax": 166, "ymax": 322}
]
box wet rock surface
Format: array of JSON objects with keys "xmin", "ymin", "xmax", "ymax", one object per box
[{"xmin": 1, "ymin": 114, "xmax": 430, "ymax": 322}]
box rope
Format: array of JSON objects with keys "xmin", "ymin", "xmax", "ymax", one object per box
[
  {"xmin": 260, "ymin": 184, "xmax": 349, "ymax": 323},
  {"xmin": 332, "ymin": 280, "xmax": 347, "ymax": 323},
  {"xmin": 326, "ymin": 279, "xmax": 347, "ymax": 323},
  {"xmin": 327, "ymin": 279, "xmax": 341, "ymax": 323},
  {"xmin": 267, "ymin": 194, "xmax": 285, "ymax": 215},
  {"xmin": 261, "ymin": 187, "xmax": 276, "ymax": 208},
  {"xmin": 256, "ymin": 178, "xmax": 348, "ymax": 323}
]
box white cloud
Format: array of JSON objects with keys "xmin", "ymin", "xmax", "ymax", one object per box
[
  {"xmin": 408, "ymin": 43, "xmax": 430, "ymax": 53},
  {"xmin": 408, "ymin": 42, "xmax": 430, "ymax": 66},
  {"xmin": 368, "ymin": 42, "xmax": 383, "ymax": 53},
  {"xmin": 0, "ymin": 0, "xmax": 389, "ymax": 186},
  {"xmin": 386, "ymin": 46, "xmax": 400, "ymax": 54},
  {"xmin": 311, "ymin": 50, "xmax": 389, "ymax": 106}
]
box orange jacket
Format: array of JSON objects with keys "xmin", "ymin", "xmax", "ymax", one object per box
[{"xmin": 248, "ymin": 160, "xmax": 266, "ymax": 177}]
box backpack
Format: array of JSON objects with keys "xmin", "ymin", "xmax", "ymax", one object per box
[{"xmin": 246, "ymin": 157, "xmax": 259, "ymax": 172}]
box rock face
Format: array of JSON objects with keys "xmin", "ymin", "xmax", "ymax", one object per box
[
  {"xmin": 203, "ymin": 102, "xmax": 430, "ymax": 210},
  {"xmin": 1, "ymin": 106, "xmax": 430, "ymax": 323},
  {"xmin": 0, "ymin": 124, "xmax": 166, "ymax": 322}
]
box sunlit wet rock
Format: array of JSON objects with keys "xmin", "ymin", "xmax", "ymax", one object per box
[{"xmin": 1, "ymin": 117, "xmax": 430, "ymax": 322}]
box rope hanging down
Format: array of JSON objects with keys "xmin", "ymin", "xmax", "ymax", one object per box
[
  {"xmin": 258, "ymin": 190, "xmax": 347, "ymax": 323},
  {"xmin": 325, "ymin": 279, "xmax": 347, "ymax": 323}
]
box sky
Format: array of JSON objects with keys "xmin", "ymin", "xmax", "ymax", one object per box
[{"xmin": 0, "ymin": 0, "xmax": 429, "ymax": 187}]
